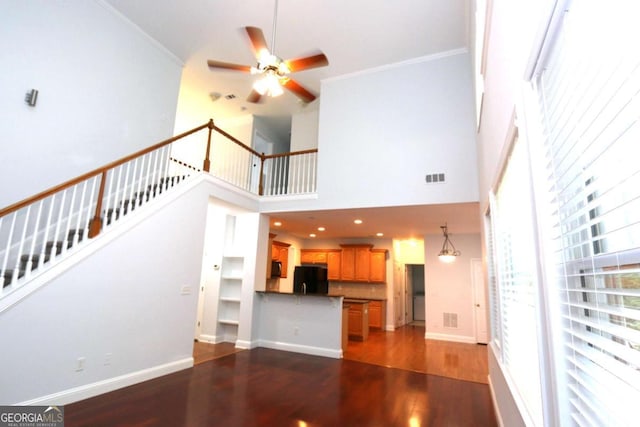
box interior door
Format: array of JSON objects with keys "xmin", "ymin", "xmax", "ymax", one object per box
[{"xmin": 471, "ymin": 258, "xmax": 489, "ymax": 343}]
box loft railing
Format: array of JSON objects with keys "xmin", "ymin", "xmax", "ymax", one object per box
[
  {"xmin": 204, "ymin": 124, "xmax": 318, "ymax": 196},
  {"xmin": 0, "ymin": 119, "xmax": 318, "ymax": 292},
  {"xmin": 261, "ymin": 149, "xmax": 318, "ymax": 196}
]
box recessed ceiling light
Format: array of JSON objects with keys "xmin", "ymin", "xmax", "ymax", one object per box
[
  {"xmin": 317, "ymin": 226, "xmax": 325, "ymax": 231},
  {"xmin": 354, "ymin": 219, "xmax": 363, "ymax": 224},
  {"xmin": 376, "ymin": 232, "xmax": 384, "ymax": 237},
  {"xmin": 309, "ymin": 233, "xmax": 317, "ymax": 238},
  {"xmin": 274, "ymin": 221, "xmax": 282, "ymax": 227}
]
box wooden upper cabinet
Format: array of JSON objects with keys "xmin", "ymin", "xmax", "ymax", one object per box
[
  {"xmin": 327, "ymin": 250, "xmax": 341, "ymax": 280},
  {"xmin": 369, "ymin": 249, "xmax": 387, "ymax": 283},
  {"xmin": 340, "ymin": 247, "xmax": 356, "ymax": 281},
  {"xmin": 300, "ymin": 250, "xmax": 327, "ymax": 264},
  {"xmin": 272, "ymin": 240, "xmax": 290, "ymax": 278},
  {"xmin": 354, "ymin": 247, "xmax": 370, "ymax": 281},
  {"xmin": 301, "ymin": 245, "xmax": 387, "ymax": 283},
  {"xmin": 341, "ymin": 244, "xmax": 372, "ymax": 282}
]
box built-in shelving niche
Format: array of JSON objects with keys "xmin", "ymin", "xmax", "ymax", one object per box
[{"xmin": 216, "ymin": 215, "xmax": 244, "ymax": 343}]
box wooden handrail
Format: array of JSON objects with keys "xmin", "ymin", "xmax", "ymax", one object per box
[
  {"xmin": 263, "ymin": 148, "xmax": 318, "ymax": 160},
  {"xmin": 0, "ymin": 121, "xmax": 211, "ymax": 218}
]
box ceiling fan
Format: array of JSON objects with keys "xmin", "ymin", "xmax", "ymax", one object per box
[{"xmin": 206, "ymin": 0, "xmax": 329, "ymax": 104}]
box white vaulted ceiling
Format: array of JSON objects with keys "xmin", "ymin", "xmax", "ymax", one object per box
[
  {"xmin": 104, "ymin": 0, "xmax": 478, "ymax": 239},
  {"xmin": 105, "ymin": 0, "xmax": 470, "ymax": 119}
]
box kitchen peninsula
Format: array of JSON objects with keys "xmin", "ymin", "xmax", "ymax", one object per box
[
  {"xmin": 255, "ymin": 290, "xmax": 345, "ymax": 358},
  {"xmin": 256, "ymin": 242, "xmax": 390, "ymax": 359}
]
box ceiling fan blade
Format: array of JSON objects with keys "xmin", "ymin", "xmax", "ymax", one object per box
[
  {"xmin": 247, "ymin": 90, "xmax": 263, "ymax": 104},
  {"xmin": 207, "ymin": 60, "xmax": 252, "ymax": 73},
  {"xmin": 285, "ymin": 53, "xmax": 329, "ymax": 72},
  {"xmin": 282, "ymin": 79, "xmax": 317, "ymax": 103},
  {"xmin": 245, "ymin": 26, "xmax": 269, "ymax": 58}
]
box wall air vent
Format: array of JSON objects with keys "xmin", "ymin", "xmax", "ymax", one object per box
[
  {"xmin": 425, "ymin": 172, "xmax": 446, "ymax": 184},
  {"xmin": 224, "ymin": 94, "xmax": 236, "ymax": 100},
  {"xmin": 443, "ymin": 312, "xmax": 458, "ymax": 328}
]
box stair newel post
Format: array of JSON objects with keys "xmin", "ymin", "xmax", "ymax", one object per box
[
  {"xmin": 203, "ymin": 119, "xmax": 214, "ymax": 172},
  {"xmin": 88, "ymin": 171, "xmax": 107, "ymax": 238},
  {"xmin": 259, "ymin": 153, "xmax": 266, "ymax": 196}
]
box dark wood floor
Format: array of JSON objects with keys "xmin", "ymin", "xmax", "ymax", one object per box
[{"xmin": 65, "ymin": 346, "xmax": 496, "ymax": 426}]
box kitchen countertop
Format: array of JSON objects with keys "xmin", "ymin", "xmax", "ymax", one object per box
[
  {"xmin": 256, "ymin": 290, "xmax": 345, "ymax": 298},
  {"xmin": 256, "ymin": 291, "xmax": 386, "ymax": 304}
]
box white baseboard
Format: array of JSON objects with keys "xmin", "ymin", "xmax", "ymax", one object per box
[
  {"xmin": 487, "ymin": 374, "xmax": 505, "ymax": 427},
  {"xmin": 235, "ymin": 339, "xmax": 257, "ymax": 349},
  {"xmin": 17, "ymin": 358, "xmax": 193, "ymax": 406},
  {"xmin": 424, "ymin": 331, "xmax": 477, "ymax": 344},
  {"xmin": 257, "ymin": 339, "xmax": 342, "ymax": 359},
  {"xmin": 197, "ymin": 334, "xmax": 222, "ymax": 344}
]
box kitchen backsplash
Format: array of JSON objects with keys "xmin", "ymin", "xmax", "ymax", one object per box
[{"xmin": 329, "ymin": 281, "xmax": 386, "ymax": 299}]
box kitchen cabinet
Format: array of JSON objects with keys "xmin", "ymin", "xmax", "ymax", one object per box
[
  {"xmin": 369, "ymin": 249, "xmax": 387, "ymax": 283},
  {"xmin": 301, "ymin": 245, "xmax": 387, "ymax": 283},
  {"xmin": 346, "ymin": 300, "xmax": 369, "ymax": 341},
  {"xmin": 340, "ymin": 245, "xmax": 372, "ymax": 282},
  {"xmin": 271, "ymin": 241, "xmax": 290, "ymax": 278},
  {"xmin": 300, "ymin": 249, "xmax": 341, "ymax": 280},
  {"xmin": 368, "ymin": 300, "xmax": 386, "ymax": 329},
  {"xmin": 327, "ymin": 250, "xmax": 341, "ymax": 280},
  {"xmin": 300, "ymin": 250, "xmax": 327, "ymax": 264}
]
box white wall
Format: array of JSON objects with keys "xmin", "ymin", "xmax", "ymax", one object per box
[
  {"xmin": 0, "ymin": 1, "xmax": 183, "ymax": 207},
  {"xmin": 316, "ymin": 51, "xmax": 478, "ymax": 210},
  {"xmin": 291, "ymin": 109, "xmax": 320, "ymax": 151},
  {"xmin": 424, "ymin": 233, "xmax": 481, "ymax": 343},
  {"xmin": 0, "ymin": 179, "xmax": 212, "ymax": 405}
]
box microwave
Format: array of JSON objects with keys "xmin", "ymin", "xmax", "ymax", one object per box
[{"xmin": 271, "ymin": 260, "xmax": 282, "ymax": 278}]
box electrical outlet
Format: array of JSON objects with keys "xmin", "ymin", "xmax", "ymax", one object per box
[
  {"xmin": 75, "ymin": 357, "xmax": 85, "ymax": 372},
  {"xmin": 180, "ymin": 285, "xmax": 192, "ymax": 295}
]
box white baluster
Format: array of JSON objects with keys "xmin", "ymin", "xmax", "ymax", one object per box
[
  {"xmin": 25, "ymin": 200, "xmax": 45, "ymax": 277},
  {"xmin": 75, "ymin": 181, "xmax": 88, "ymax": 244},
  {"xmin": 42, "ymin": 194, "xmax": 57, "ymax": 264},
  {"xmin": 11, "ymin": 205, "xmax": 31, "ymax": 286},
  {"xmin": 1, "ymin": 214, "xmax": 16, "ymax": 287},
  {"xmin": 55, "ymin": 190, "xmax": 67, "ymax": 255},
  {"xmin": 64, "ymin": 185, "xmax": 78, "ymax": 249}
]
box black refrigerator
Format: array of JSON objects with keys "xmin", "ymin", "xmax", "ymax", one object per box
[{"xmin": 293, "ymin": 266, "xmax": 329, "ymax": 294}]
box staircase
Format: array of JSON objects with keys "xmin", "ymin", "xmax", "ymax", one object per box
[
  {"xmin": 0, "ymin": 120, "xmax": 212, "ymax": 297},
  {"xmin": 0, "ymin": 118, "xmax": 319, "ymax": 300},
  {"xmin": 1, "ymin": 174, "xmax": 189, "ymax": 288}
]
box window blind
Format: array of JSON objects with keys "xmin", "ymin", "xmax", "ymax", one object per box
[
  {"xmin": 485, "ymin": 208, "xmax": 501, "ymax": 348},
  {"xmin": 492, "ymin": 136, "xmax": 543, "ymax": 425},
  {"xmin": 534, "ymin": 0, "xmax": 640, "ymax": 424}
]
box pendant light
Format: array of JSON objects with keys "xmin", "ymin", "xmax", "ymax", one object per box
[{"xmin": 438, "ymin": 223, "xmax": 461, "ymax": 263}]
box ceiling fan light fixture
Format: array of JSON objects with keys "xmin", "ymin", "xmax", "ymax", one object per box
[{"xmin": 253, "ymin": 72, "xmax": 284, "ymax": 97}]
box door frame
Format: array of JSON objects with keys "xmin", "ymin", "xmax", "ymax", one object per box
[{"xmin": 471, "ymin": 258, "xmax": 489, "ymax": 343}]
